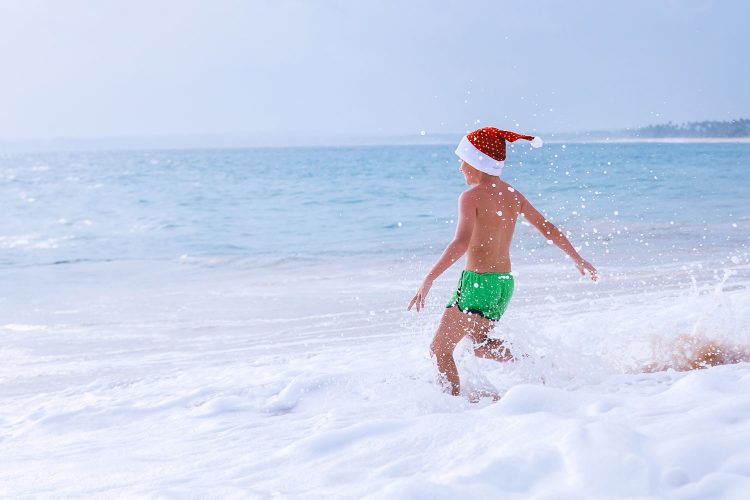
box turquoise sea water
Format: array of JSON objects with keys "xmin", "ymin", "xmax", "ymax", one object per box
[{"xmin": 2, "ymin": 143, "xmax": 747, "ymax": 271}]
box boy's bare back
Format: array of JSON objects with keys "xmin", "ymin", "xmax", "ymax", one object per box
[
  {"xmin": 459, "ymin": 178, "xmax": 561, "ymax": 275},
  {"xmin": 461, "ymin": 179, "xmax": 524, "ymax": 273}
]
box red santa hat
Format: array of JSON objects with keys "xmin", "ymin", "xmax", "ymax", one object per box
[{"xmin": 455, "ymin": 127, "xmax": 543, "ymax": 176}]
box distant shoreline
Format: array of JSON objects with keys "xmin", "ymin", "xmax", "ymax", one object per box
[
  {"xmin": 3, "ymin": 118, "xmax": 750, "ymax": 152},
  {"xmin": 557, "ymin": 137, "xmax": 750, "ymax": 144}
]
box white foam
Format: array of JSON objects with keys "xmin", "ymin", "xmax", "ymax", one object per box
[
  {"xmin": 0, "ymin": 234, "xmax": 71, "ymax": 249},
  {"xmin": 2, "ymin": 258, "xmax": 750, "ymax": 496}
]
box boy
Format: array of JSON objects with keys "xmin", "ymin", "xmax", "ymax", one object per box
[{"xmin": 407, "ymin": 127, "xmax": 597, "ymax": 399}]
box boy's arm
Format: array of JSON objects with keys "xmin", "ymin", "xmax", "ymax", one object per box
[
  {"xmin": 520, "ymin": 194, "xmax": 598, "ymax": 281},
  {"xmin": 408, "ymin": 191, "xmax": 475, "ymax": 311}
]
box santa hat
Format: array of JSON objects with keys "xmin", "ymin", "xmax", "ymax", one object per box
[{"xmin": 455, "ymin": 127, "xmax": 543, "ymax": 176}]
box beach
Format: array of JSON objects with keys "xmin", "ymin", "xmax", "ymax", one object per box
[{"xmin": 2, "ymin": 143, "xmax": 749, "ymax": 497}]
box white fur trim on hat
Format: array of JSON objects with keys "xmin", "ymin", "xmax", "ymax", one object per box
[
  {"xmin": 454, "ymin": 135, "xmax": 504, "ymax": 177},
  {"xmin": 530, "ymin": 136, "xmax": 543, "ymax": 148}
]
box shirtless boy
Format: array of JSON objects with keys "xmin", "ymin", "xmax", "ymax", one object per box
[{"xmin": 407, "ymin": 127, "xmax": 598, "ymax": 398}]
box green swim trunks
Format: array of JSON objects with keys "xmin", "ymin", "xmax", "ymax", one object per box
[{"xmin": 446, "ymin": 270, "xmax": 514, "ymax": 321}]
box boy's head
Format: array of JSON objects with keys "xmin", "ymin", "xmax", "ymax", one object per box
[
  {"xmin": 459, "ymin": 160, "xmax": 493, "ymax": 185},
  {"xmin": 455, "ymin": 127, "xmax": 543, "ymax": 178}
]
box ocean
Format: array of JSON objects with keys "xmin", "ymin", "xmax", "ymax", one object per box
[
  {"xmin": 2, "ymin": 142, "xmax": 750, "ymax": 497},
  {"xmin": 2, "ymin": 143, "xmax": 747, "ymax": 268}
]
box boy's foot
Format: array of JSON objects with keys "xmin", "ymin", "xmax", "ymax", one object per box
[{"xmin": 466, "ymin": 389, "xmax": 502, "ymax": 403}]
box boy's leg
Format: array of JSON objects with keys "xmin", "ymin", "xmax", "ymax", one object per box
[
  {"xmin": 471, "ymin": 325, "xmax": 514, "ymax": 362},
  {"xmin": 430, "ymin": 306, "xmax": 475, "ymax": 396}
]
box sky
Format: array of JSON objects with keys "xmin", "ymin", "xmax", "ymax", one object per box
[{"xmin": 1, "ymin": 0, "xmax": 749, "ymax": 144}]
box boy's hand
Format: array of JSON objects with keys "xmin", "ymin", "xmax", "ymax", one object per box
[
  {"xmin": 576, "ymin": 259, "xmax": 598, "ymax": 282},
  {"xmin": 407, "ymin": 279, "xmax": 433, "ymax": 312}
]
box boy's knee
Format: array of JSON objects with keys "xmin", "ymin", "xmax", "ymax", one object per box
[{"xmin": 472, "ymin": 336, "xmax": 489, "ymax": 349}]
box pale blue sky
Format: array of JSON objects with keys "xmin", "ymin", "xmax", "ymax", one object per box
[{"xmin": 1, "ymin": 0, "xmax": 748, "ymax": 143}]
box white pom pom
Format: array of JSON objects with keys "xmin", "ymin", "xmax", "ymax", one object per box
[{"xmin": 530, "ymin": 136, "xmax": 543, "ymax": 148}]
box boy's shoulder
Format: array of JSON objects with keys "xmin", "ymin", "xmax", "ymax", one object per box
[
  {"xmin": 459, "ymin": 185, "xmax": 484, "ymax": 204},
  {"xmin": 461, "ymin": 181, "xmax": 528, "ymax": 212},
  {"xmin": 461, "ymin": 179, "xmax": 522, "ymax": 197}
]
